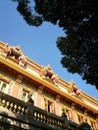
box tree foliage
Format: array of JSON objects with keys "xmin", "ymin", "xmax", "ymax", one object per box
[{"xmin": 11, "ymin": 0, "xmax": 98, "ymax": 89}]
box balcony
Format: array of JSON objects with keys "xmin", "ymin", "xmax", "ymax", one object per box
[{"xmin": 0, "ymin": 91, "xmax": 80, "ymax": 130}]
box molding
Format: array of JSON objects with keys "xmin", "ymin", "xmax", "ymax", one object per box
[
  {"xmin": 16, "ymin": 75, "xmax": 23, "ymax": 83},
  {"xmin": 38, "ymin": 86, "xmax": 43, "ymax": 94},
  {"xmin": 56, "ymin": 95, "xmax": 60, "ymax": 102},
  {"xmin": 0, "ymin": 54, "xmax": 98, "ymax": 114}
]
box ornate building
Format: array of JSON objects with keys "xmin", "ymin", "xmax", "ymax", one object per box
[{"xmin": 0, "ymin": 40, "xmax": 98, "ymax": 130}]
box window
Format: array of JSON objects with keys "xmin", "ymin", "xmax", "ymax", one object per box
[
  {"xmin": 48, "ymin": 100, "xmax": 52, "ymax": 112},
  {"xmin": 1, "ymin": 83, "xmax": 6, "ymax": 91},
  {"xmin": 44, "ymin": 98, "xmax": 54, "ymax": 113},
  {"xmin": 0, "ymin": 80, "xmax": 9, "ymax": 94},
  {"xmin": 21, "ymin": 90, "xmax": 29, "ymax": 102}
]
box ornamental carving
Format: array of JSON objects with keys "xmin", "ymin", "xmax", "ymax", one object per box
[
  {"xmin": 0, "ymin": 74, "xmax": 11, "ymax": 83},
  {"xmin": 40, "ymin": 65, "xmax": 58, "ymax": 85},
  {"xmin": 6, "ymin": 45, "xmax": 22, "ymax": 59},
  {"xmin": 68, "ymin": 81, "xmax": 82, "ymax": 99},
  {"xmin": 1, "ymin": 44, "xmax": 27, "ymax": 67}
]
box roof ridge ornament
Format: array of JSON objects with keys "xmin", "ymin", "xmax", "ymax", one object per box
[
  {"xmin": 39, "ymin": 64, "xmax": 59, "ymax": 86},
  {"xmin": 1, "ymin": 44, "xmax": 27, "ymax": 68}
]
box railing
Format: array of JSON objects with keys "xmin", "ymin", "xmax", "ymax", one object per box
[
  {"xmin": 0, "ymin": 91, "xmax": 78, "ymax": 130},
  {"xmin": 32, "ymin": 105, "xmax": 64, "ymax": 129},
  {"xmin": 0, "ymin": 91, "xmax": 27, "ymax": 115}
]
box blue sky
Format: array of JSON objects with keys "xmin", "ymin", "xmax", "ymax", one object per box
[{"xmin": 0, "ymin": 1, "xmax": 98, "ymax": 100}]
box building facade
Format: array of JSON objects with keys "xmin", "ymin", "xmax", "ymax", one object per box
[{"xmin": 0, "ymin": 40, "xmax": 98, "ymax": 130}]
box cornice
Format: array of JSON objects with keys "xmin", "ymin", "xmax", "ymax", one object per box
[{"xmin": 0, "ymin": 56, "xmax": 98, "ymax": 114}]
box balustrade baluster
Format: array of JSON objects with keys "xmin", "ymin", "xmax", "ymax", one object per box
[
  {"xmin": 2, "ymin": 99, "xmax": 6, "ymax": 107},
  {"xmin": 34, "ymin": 111, "xmax": 37, "ymax": 120},
  {"xmin": 20, "ymin": 106, "xmax": 22, "ymax": 114},
  {"xmin": 51, "ymin": 118, "xmax": 55, "ymax": 127},
  {"xmin": 46, "ymin": 116, "xmax": 48, "ymax": 124},
  {"xmin": 11, "ymin": 103, "xmax": 14, "ymax": 111},
  {"xmin": 17, "ymin": 105, "xmax": 20, "ymax": 114},
  {"xmin": 57, "ymin": 120, "xmax": 59, "ymax": 128},
  {"xmin": 59, "ymin": 121, "xmax": 62, "ymax": 128},
  {"xmin": 14, "ymin": 104, "xmax": 17, "ymax": 113},
  {"xmin": 14, "ymin": 104, "xmax": 18, "ymax": 113},
  {"xmin": 38, "ymin": 113, "xmax": 41, "ymax": 121},
  {"xmin": 37, "ymin": 113, "xmax": 39, "ymax": 120},
  {"xmin": 51, "ymin": 118, "xmax": 54, "ymax": 127},
  {"xmin": 49, "ymin": 117, "xmax": 51, "ymax": 126},
  {"xmin": 21, "ymin": 107, "xmax": 25, "ymax": 114},
  {"xmin": 43, "ymin": 115, "xmax": 46, "ymax": 123},
  {"xmin": 37, "ymin": 112, "xmax": 39, "ymax": 120},
  {"xmin": 60, "ymin": 121, "xmax": 63, "ymax": 128},
  {"xmin": 48, "ymin": 117, "xmax": 51, "ymax": 125},
  {"xmin": 6, "ymin": 101, "xmax": 10, "ymax": 110},
  {"xmin": 23, "ymin": 106, "xmax": 27, "ymax": 115},
  {"xmin": 40, "ymin": 113, "xmax": 42, "ymax": 121},
  {"xmin": 43, "ymin": 114, "xmax": 45, "ymax": 123}
]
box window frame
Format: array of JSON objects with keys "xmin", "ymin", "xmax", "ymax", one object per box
[{"xmin": 0, "ymin": 80, "xmax": 9, "ymax": 94}]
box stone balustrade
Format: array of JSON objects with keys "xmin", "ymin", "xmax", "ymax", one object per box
[
  {"xmin": 33, "ymin": 105, "xmax": 63, "ymax": 129},
  {"xmin": 0, "ymin": 91, "xmax": 78, "ymax": 130},
  {"xmin": 0, "ymin": 92, "xmax": 27, "ymax": 115}
]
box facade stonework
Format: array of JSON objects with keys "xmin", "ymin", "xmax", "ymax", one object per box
[{"xmin": 0, "ymin": 40, "xmax": 98, "ymax": 130}]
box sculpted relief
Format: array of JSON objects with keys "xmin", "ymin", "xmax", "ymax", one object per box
[
  {"xmin": 40, "ymin": 65, "xmax": 59, "ymax": 85},
  {"xmin": 68, "ymin": 81, "xmax": 82, "ymax": 99},
  {"xmin": 1, "ymin": 44, "xmax": 27, "ymax": 67}
]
